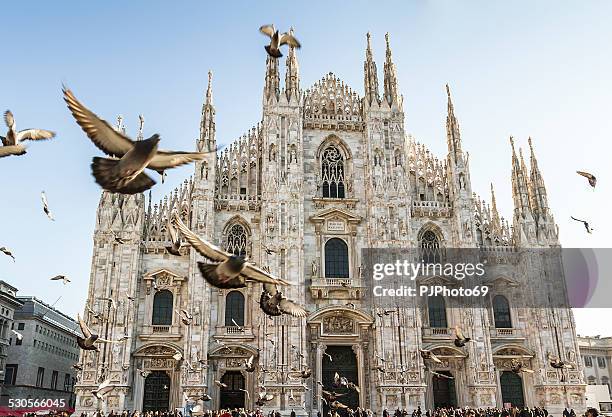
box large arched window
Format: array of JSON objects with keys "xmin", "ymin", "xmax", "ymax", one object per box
[
  {"xmin": 420, "ymin": 230, "xmax": 441, "ymax": 264},
  {"xmin": 428, "ymin": 296, "xmax": 448, "ymax": 328},
  {"xmin": 321, "ymin": 146, "xmax": 346, "ymax": 199},
  {"xmin": 226, "ymin": 224, "xmax": 248, "ymax": 257},
  {"xmin": 152, "ymin": 290, "xmax": 173, "ymax": 325},
  {"xmin": 493, "ymin": 295, "xmax": 512, "ymax": 328},
  {"xmin": 324, "ymin": 238, "xmax": 349, "ymax": 278},
  {"xmin": 225, "ymin": 291, "xmax": 245, "ymax": 327}
]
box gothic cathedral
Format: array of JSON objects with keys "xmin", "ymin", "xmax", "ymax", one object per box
[{"xmin": 74, "ymin": 33, "xmax": 586, "ymax": 415}]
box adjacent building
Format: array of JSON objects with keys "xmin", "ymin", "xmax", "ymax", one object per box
[
  {"xmin": 0, "ymin": 281, "xmax": 23, "ymax": 404},
  {"xmin": 2, "ymin": 296, "xmax": 80, "ymax": 408},
  {"xmin": 578, "ymin": 335, "xmax": 612, "ymax": 410},
  {"xmin": 75, "ymin": 32, "xmax": 586, "ymax": 415}
]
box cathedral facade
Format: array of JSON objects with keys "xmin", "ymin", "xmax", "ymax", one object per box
[{"xmin": 74, "ymin": 33, "xmax": 586, "ymax": 415}]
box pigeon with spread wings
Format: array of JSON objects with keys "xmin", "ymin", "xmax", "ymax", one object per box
[
  {"xmin": 576, "ymin": 171, "xmax": 596, "ymax": 188},
  {"xmin": 76, "ymin": 314, "xmax": 123, "ymax": 352},
  {"xmin": 172, "ymin": 215, "xmax": 291, "ymax": 288},
  {"xmin": 453, "ymin": 326, "xmax": 472, "ymax": 347},
  {"xmin": 570, "ymin": 216, "xmax": 594, "ymax": 234},
  {"xmin": 259, "ymin": 25, "xmax": 301, "ymax": 58},
  {"xmin": 1, "ymin": 110, "xmax": 55, "ymax": 158},
  {"xmin": 260, "ymin": 283, "xmax": 307, "ymax": 318},
  {"xmin": 63, "ymin": 87, "xmax": 210, "ymax": 194},
  {"xmin": 0, "ymin": 247, "xmax": 15, "ymax": 262}
]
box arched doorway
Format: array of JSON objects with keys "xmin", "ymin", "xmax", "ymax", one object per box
[
  {"xmin": 322, "ymin": 346, "xmax": 359, "ymax": 415},
  {"xmin": 219, "ymin": 371, "xmax": 245, "ymax": 410},
  {"xmin": 500, "ymin": 371, "xmax": 525, "ymax": 407},
  {"xmin": 143, "ymin": 371, "xmax": 170, "ymax": 412},
  {"xmin": 432, "ymin": 371, "xmax": 456, "ymax": 408}
]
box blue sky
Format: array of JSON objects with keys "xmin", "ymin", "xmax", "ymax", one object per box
[{"xmin": 1, "ymin": 1, "xmax": 610, "ymax": 335}]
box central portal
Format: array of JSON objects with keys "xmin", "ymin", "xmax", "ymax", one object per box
[
  {"xmin": 143, "ymin": 371, "xmax": 171, "ymax": 412},
  {"xmin": 322, "ymin": 346, "xmax": 359, "ymax": 414},
  {"xmin": 432, "ymin": 371, "xmax": 457, "ymax": 408},
  {"xmin": 219, "ymin": 371, "xmax": 246, "ymax": 410}
]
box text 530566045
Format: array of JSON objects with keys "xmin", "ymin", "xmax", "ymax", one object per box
[{"xmin": 8, "ymin": 398, "xmax": 66, "ymax": 409}]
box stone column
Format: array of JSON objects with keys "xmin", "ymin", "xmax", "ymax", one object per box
[
  {"xmin": 133, "ymin": 367, "xmax": 144, "ymax": 411},
  {"xmin": 352, "ymin": 344, "xmax": 365, "ymax": 409},
  {"xmin": 315, "ymin": 343, "xmax": 325, "ymax": 412}
]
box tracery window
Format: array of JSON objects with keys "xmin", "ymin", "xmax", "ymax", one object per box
[
  {"xmin": 420, "ymin": 230, "xmax": 441, "ymax": 264},
  {"xmin": 321, "ymin": 146, "xmax": 345, "ymax": 199},
  {"xmin": 226, "ymin": 224, "xmax": 247, "ymax": 257}
]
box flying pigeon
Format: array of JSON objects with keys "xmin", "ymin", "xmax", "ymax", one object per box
[
  {"xmin": 76, "ymin": 314, "xmax": 121, "ymax": 351},
  {"xmin": 97, "ymin": 297, "xmax": 116, "ymax": 309},
  {"xmin": 63, "ymin": 87, "xmax": 210, "ymax": 194},
  {"xmin": 510, "ymin": 359, "xmax": 534, "ymax": 374},
  {"xmin": 259, "ymin": 25, "xmax": 301, "ymax": 58},
  {"xmin": 173, "ymin": 352, "xmax": 183, "ymax": 361},
  {"xmin": 231, "ymin": 318, "xmax": 245, "ymax": 332},
  {"xmin": 238, "ymin": 388, "xmax": 250, "ymax": 400},
  {"xmin": 166, "ymin": 218, "xmax": 182, "ymax": 256},
  {"xmin": 571, "ymin": 216, "xmax": 594, "ymax": 233},
  {"xmin": 214, "ymin": 380, "xmax": 228, "ymax": 388},
  {"xmin": 72, "ymin": 364, "xmax": 83, "ymax": 371},
  {"xmin": 453, "ymin": 326, "xmax": 472, "ymax": 347},
  {"xmin": 177, "ymin": 309, "xmax": 193, "ymax": 325},
  {"xmin": 11, "ymin": 329, "xmax": 23, "ymax": 341},
  {"xmin": 244, "ymin": 354, "xmax": 256, "ymax": 372},
  {"xmin": 260, "ymin": 283, "xmax": 308, "ymax": 318},
  {"xmin": 91, "ymin": 379, "xmax": 116, "ymax": 399},
  {"xmin": 548, "ymin": 354, "xmax": 573, "ymax": 369},
  {"xmin": 262, "ymin": 244, "xmax": 276, "ymax": 255},
  {"xmin": 41, "ymin": 191, "xmax": 55, "ymax": 221},
  {"xmin": 300, "ymin": 368, "xmax": 312, "ymax": 379},
  {"xmin": 420, "ymin": 349, "xmax": 442, "ymax": 364},
  {"xmin": 576, "ymin": 171, "xmax": 596, "ymax": 188},
  {"xmin": 323, "ymin": 352, "xmax": 333, "ymax": 362},
  {"xmin": 50, "ymin": 275, "xmax": 71, "ymax": 285},
  {"xmin": 137, "ymin": 368, "xmax": 150, "ymax": 378},
  {"xmin": 0, "ymin": 247, "xmax": 15, "ymax": 262},
  {"xmin": 0, "ymin": 110, "xmax": 55, "ymax": 158},
  {"xmin": 172, "ymin": 215, "xmax": 291, "ymax": 288}
]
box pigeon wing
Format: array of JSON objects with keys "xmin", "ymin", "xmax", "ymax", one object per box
[
  {"xmin": 4, "ymin": 111, "xmax": 14, "ymax": 129},
  {"xmin": 242, "ymin": 262, "xmax": 291, "ymax": 285},
  {"xmin": 259, "ymin": 25, "xmax": 275, "ymax": 38},
  {"xmin": 148, "ymin": 151, "xmax": 208, "ymax": 171},
  {"xmin": 172, "ymin": 216, "xmax": 228, "ymax": 262},
  {"xmin": 455, "ymin": 326, "xmax": 465, "ymax": 340},
  {"xmin": 63, "ymin": 87, "xmax": 134, "ymax": 157},
  {"xmin": 279, "ymin": 299, "xmax": 308, "ymax": 317},
  {"xmin": 16, "ymin": 129, "xmax": 56, "ymax": 141},
  {"xmin": 263, "ymin": 282, "xmax": 278, "ymax": 295},
  {"xmin": 0, "ymin": 144, "xmax": 26, "ymax": 157},
  {"xmin": 78, "ymin": 314, "xmax": 93, "ymax": 338},
  {"xmin": 278, "ymin": 33, "xmax": 301, "ymax": 48}
]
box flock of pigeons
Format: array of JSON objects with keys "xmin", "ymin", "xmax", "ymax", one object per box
[
  {"xmin": 572, "ymin": 171, "xmax": 597, "ymax": 234},
  {"xmin": 417, "ymin": 326, "xmax": 575, "ymax": 380}
]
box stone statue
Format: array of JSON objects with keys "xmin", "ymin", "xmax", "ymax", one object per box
[{"xmin": 311, "ymin": 259, "xmax": 318, "ymax": 277}]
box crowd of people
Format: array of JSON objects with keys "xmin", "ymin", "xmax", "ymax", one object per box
[{"xmin": 0, "ymin": 407, "xmax": 602, "ymax": 417}]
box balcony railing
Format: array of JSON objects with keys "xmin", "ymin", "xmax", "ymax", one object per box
[
  {"xmin": 489, "ymin": 328, "xmax": 524, "ymax": 338},
  {"xmin": 411, "ymin": 201, "xmax": 452, "ymax": 218},
  {"xmin": 422, "ymin": 327, "xmax": 453, "ymax": 338},
  {"xmin": 152, "ymin": 325, "xmax": 170, "ymax": 333},
  {"xmin": 225, "ymin": 326, "xmax": 246, "ymax": 335}
]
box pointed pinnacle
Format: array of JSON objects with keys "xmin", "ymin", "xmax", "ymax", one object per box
[{"xmin": 206, "ymin": 70, "xmax": 213, "ymax": 105}]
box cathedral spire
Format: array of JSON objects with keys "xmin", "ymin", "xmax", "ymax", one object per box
[
  {"xmin": 383, "ymin": 33, "xmax": 400, "ymax": 107},
  {"xmin": 510, "ymin": 136, "xmax": 532, "ymax": 217},
  {"xmin": 363, "ymin": 32, "xmax": 379, "ymax": 106},
  {"xmin": 264, "ymin": 55, "xmax": 280, "ymax": 102},
  {"xmin": 490, "ymin": 183, "xmax": 502, "ymax": 234},
  {"xmin": 446, "ymin": 84, "xmax": 462, "ymax": 160},
  {"xmin": 527, "ymin": 136, "xmax": 549, "ymax": 214},
  {"xmin": 198, "ymin": 70, "xmax": 216, "ymax": 152},
  {"xmin": 285, "ymin": 27, "xmax": 300, "ymax": 101}
]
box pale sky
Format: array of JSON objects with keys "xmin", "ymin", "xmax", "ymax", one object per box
[{"xmin": 0, "ymin": 1, "xmax": 610, "ymax": 336}]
